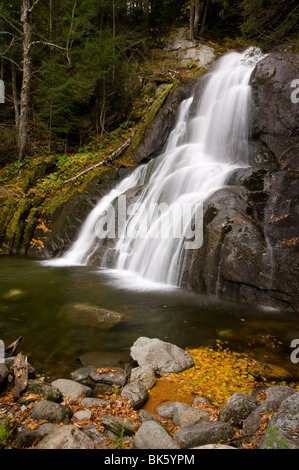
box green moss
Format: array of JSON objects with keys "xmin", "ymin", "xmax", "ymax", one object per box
[
  {"xmin": 123, "ymin": 83, "xmax": 175, "ymax": 163},
  {"xmin": 0, "ymin": 415, "xmax": 17, "ymax": 448}
]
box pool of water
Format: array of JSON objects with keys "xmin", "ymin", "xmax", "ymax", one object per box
[{"xmin": 0, "ymin": 255, "xmax": 298, "ymax": 380}]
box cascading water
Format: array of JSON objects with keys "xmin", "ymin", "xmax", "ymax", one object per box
[{"xmin": 44, "ymin": 48, "xmax": 264, "ymax": 287}]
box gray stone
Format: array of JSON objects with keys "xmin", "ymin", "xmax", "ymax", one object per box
[
  {"xmin": 260, "ymin": 391, "xmax": 299, "ymax": 448},
  {"xmin": 138, "ymin": 410, "xmax": 156, "ymax": 423},
  {"xmin": 82, "ymin": 424, "xmax": 106, "ymax": 444},
  {"xmin": 243, "ymin": 386, "xmax": 297, "ymax": 437},
  {"xmin": 0, "ymin": 363, "xmax": 9, "ymax": 388},
  {"xmin": 35, "ymin": 425, "xmax": 95, "ymax": 449},
  {"xmin": 130, "ymin": 364, "xmax": 156, "ymax": 389},
  {"xmin": 192, "ymin": 444, "xmax": 236, "ymax": 449},
  {"xmin": 70, "ymin": 367, "xmax": 90, "ymax": 382},
  {"xmin": 157, "ymin": 401, "xmax": 210, "ymax": 428},
  {"xmin": 121, "ymin": 380, "xmax": 149, "ymax": 409},
  {"xmin": 81, "ymin": 397, "xmax": 109, "ymax": 407},
  {"xmin": 130, "ymin": 337, "xmax": 194, "ymax": 373},
  {"xmin": 31, "ymin": 400, "xmax": 73, "ymax": 424},
  {"xmin": 219, "ymin": 392, "xmax": 258, "ymax": 426},
  {"xmin": 173, "ymin": 421, "xmax": 235, "ymax": 449},
  {"xmin": 27, "ymin": 379, "xmax": 62, "ymax": 402},
  {"xmin": 89, "ymin": 366, "xmax": 126, "ymax": 386},
  {"xmin": 74, "ymin": 410, "xmax": 92, "ymax": 421},
  {"xmin": 51, "ymin": 378, "xmax": 92, "ymax": 401},
  {"xmin": 177, "ymin": 45, "xmax": 215, "ymax": 68},
  {"xmin": 134, "ymin": 421, "xmax": 179, "ymax": 449},
  {"xmin": 173, "ymin": 404, "xmax": 210, "ymax": 428}
]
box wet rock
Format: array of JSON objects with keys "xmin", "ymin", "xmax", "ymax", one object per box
[
  {"xmin": 250, "ymin": 53, "xmax": 299, "ymax": 170},
  {"xmin": 219, "ymin": 392, "xmax": 258, "ymax": 426},
  {"xmin": 89, "ymin": 366, "xmax": 126, "ymax": 386},
  {"xmin": 31, "ymin": 400, "xmax": 73, "ymax": 424},
  {"xmin": 130, "ymin": 337, "xmax": 194, "ymax": 373},
  {"xmin": 173, "ymin": 421, "xmax": 235, "ymax": 449},
  {"xmin": 134, "ymin": 421, "xmax": 179, "ymax": 449},
  {"xmin": 71, "ymin": 367, "xmax": 90, "ymax": 382},
  {"xmin": 51, "ymin": 378, "xmax": 92, "ymax": 401},
  {"xmin": 59, "ymin": 303, "xmax": 123, "ymax": 330}
]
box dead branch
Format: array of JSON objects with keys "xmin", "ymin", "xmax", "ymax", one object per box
[{"xmin": 62, "ymin": 127, "xmax": 138, "ymax": 185}]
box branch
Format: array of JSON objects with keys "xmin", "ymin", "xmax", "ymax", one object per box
[
  {"xmin": 0, "ymin": 54, "xmax": 22, "ymax": 71},
  {"xmin": 28, "ymin": 0, "xmax": 42, "ymax": 14},
  {"xmin": 62, "ymin": 128, "xmax": 138, "ymax": 185},
  {"xmin": 0, "ymin": 14, "xmax": 23, "ymax": 36},
  {"xmin": 29, "ymin": 40, "xmax": 67, "ymax": 52}
]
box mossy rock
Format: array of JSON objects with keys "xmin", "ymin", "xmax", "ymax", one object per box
[{"xmin": 0, "ymin": 415, "xmax": 17, "ymax": 448}]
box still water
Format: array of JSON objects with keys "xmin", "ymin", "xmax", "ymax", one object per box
[{"xmin": 0, "ymin": 256, "xmax": 298, "ymax": 380}]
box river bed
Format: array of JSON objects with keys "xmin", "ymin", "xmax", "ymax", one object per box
[{"xmin": 0, "ymin": 255, "xmax": 298, "ymax": 381}]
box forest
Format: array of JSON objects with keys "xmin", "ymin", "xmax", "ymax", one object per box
[{"xmin": 0, "ymin": 0, "xmax": 298, "ymax": 163}]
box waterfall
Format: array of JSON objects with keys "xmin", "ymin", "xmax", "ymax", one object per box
[{"xmin": 44, "ymin": 48, "xmax": 264, "ymax": 286}]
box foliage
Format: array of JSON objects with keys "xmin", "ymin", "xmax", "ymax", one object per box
[
  {"xmin": 168, "ymin": 342, "xmax": 266, "ymax": 407},
  {"xmin": 241, "ymin": 0, "xmax": 299, "ymax": 50}
]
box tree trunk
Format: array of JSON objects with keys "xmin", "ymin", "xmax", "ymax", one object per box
[
  {"xmin": 194, "ymin": 0, "xmax": 200, "ymax": 37},
  {"xmin": 200, "ymin": 0, "xmax": 210, "ymax": 34},
  {"xmin": 189, "ymin": 1, "xmax": 195, "ymax": 42},
  {"xmin": 18, "ymin": 0, "xmax": 32, "ymax": 161},
  {"xmin": 12, "ymin": 65, "xmax": 20, "ymax": 130}
]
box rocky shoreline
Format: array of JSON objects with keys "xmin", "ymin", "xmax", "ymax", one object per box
[{"xmin": 0, "ymin": 336, "xmax": 299, "ymax": 450}]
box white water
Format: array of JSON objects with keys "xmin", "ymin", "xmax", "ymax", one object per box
[{"xmin": 44, "ymin": 48, "xmax": 264, "ymax": 287}]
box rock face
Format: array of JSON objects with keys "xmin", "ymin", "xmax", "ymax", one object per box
[
  {"xmin": 181, "ymin": 53, "xmax": 299, "ymax": 311},
  {"xmin": 130, "ymin": 337, "xmax": 194, "ymax": 373},
  {"xmin": 249, "ymin": 52, "xmax": 299, "ymax": 170}
]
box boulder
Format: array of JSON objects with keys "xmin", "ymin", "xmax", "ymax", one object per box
[
  {"xmin": 260, "ymin": 392, "xmax": 299, "ymax": 449},
  {"xmin": 173, "ymin": 421, "xmax": 235, "ymax": 449},
  {"xmin": 59, "ymin": 303, "xmax": 122, "ymax": 330},
  {"xmin": 243, "ymin": 386, "xmax": 298, "ymax": 437},
  {"xmin": 157, "ymin": 402, "xmax": 210, "ymax": 428},
  {"xmin": 31, "ymin": 400, "xmax": 73, "ymax": 424},
  {"xmin": 26, "ymin": 379, "xmax": 62, "ymax": 402},
  {"xmin": 130, "ymin": 364, "xmax": 156, "ymax": 389},
  {"xmin": 177, "ymin": 45, "xmax": 215, "ymax": 68},
  {"xmin": 51, "ymin": 378, "xmax": 92, "ymax": 401},
  {"xmin": 35, "ymin": 425, "xmax": 94, "ymax": 449},
  {"xmin": 89, "ymin": 366, "xmax": 126, "ymax": 386},
  {"xmin": 219, "ymin": 392, "xmax": 258, "ymax": 426},
  {"xmin": 134, "ymin": 421, "xmax": 179, "ymax": 449},
  {"xmin": 121, "ymin": 380, "xmax": 149, "ymax": 409},
  {"xmin": 130, "ymin": 337, "xmax": 194, "ymax": 373}
]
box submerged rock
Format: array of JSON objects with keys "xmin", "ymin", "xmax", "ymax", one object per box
[{"xmin": 59, "ymin": 303, "xmax": 123, "ymax": 330}]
